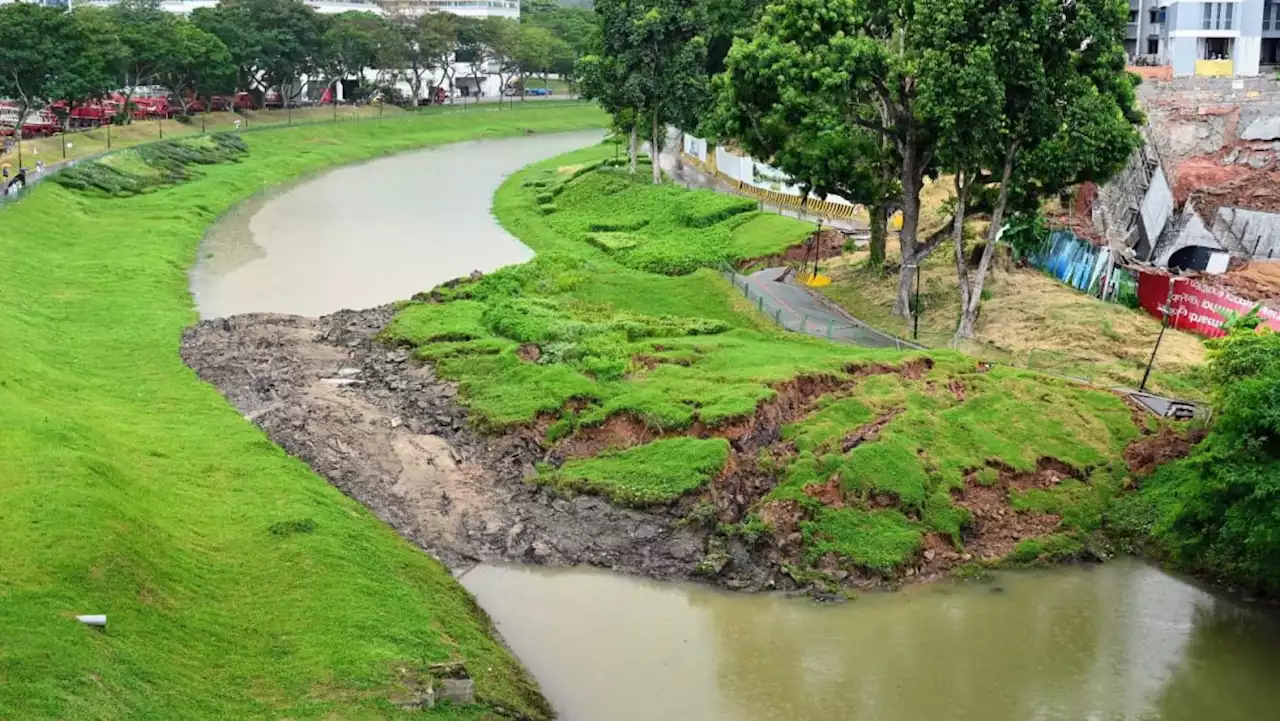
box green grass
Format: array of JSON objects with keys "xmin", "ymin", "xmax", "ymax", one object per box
[
  {"xmin": 530, "ymin": 159, "xmax": 813, "ymax": 274},
  {"xmin": 0, "ymin": 104, "xmax": 608, "ymax": 720},
  {"xmin": 544, "ymin": 437, "xmax": 731, "ymax": 506},
  {"xmin": 382, "ymin": 143, "xmax": 1145, "ymax": 580}
]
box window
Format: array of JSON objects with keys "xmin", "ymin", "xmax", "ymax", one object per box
[
  {"xmin": 1203, "ymin": 2, "xmax": 1235, "ymax": 31},
  {"xmin": 1268, "ymin": 0, "xmax": 1278, "ymax": 31},
  {"xmin": 1150, "ymin": 8, "xmax": 1158, "ymax": 24},
  {"xmin": 1148, "ymin": 37, "xmax": 1160, "ymax": 54},
  {"xmin": 1204, "ymin": 37, "xmax": 1232, "ymax": 59},
  {"xmin": 1129, "ymin": 9, "xmax": 1139, "ymax": 23}
]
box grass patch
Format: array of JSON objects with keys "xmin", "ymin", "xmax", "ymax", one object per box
[
  {"xmin": 537, "ymin": 162, "xmax": 814, "ymax": 274},
  {"xmin": 818, "ymin": 236, "xmax": 1207, "ymax": 399},
  {"xmin": 544, "ymin": 437, "xmax": 730, "ymax": 506},
  {"xmin": 0, "ymin": 103, "xmax": 607, "ymax": 720},
  {"xmin": 802, "ymin": 507, "xmax": 923, "ymax": 573}
]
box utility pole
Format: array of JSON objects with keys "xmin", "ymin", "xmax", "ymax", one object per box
[{"xmin": 1140, "ymin": 279, "xmax": 1176, "ymax": 392}]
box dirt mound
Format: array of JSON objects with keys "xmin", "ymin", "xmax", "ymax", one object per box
[{"xmin": 1125, "ymin": 425, "xmax": 1207, "ymax": 476}]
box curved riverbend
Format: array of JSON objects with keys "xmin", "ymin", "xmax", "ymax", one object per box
[
  {"xmin": 193, "ymin": 131, "xmax": 1280, "ymax": 721},
  {"xmin": 192, "ymin": 130, "xmax": 603, "ymax": 318}
]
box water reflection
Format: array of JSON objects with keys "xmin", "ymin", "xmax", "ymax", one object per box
[
  {"xmin": 190, "ymin": 130, "xmax": 604, "ymax": 319},
  {"xmin": 462, "ymin": 560, "xmax": 1280, "ymax": 721}
]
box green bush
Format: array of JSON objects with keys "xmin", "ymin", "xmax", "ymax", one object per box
[{"xmin": 1132, "ymin": 328, "xmax": 1280, "ymax": 594}]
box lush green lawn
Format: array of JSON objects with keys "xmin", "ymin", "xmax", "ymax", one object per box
[
  {"xmin": 0, "ymin": 104, "xmax": 606, "ymax": 720},
  {"xmin": 386, "ymin": 145, "xmax": 1142, "ymax": 576}
]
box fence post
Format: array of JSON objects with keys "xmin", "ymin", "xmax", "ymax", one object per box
[
  {"xmin": 757, "ymin": 296, "xmax": 764, "ymax": 311},
  {"xmin": 802, "ymin": 314, "xmax": 808, "ymax": 331},
  {"xmin": 775, "ymin": 308, "xmax": 782, "ymax": 324},
  {"xmin": 827, "ymin": 319, "xmax": 834, "ymax": 338}
]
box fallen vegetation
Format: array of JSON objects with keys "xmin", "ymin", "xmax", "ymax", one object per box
[
  {"xmin": 0, "ymin": 104, "xmax": 607, "ymax": 720},
  {"xmin": 380, "ymin": 144, "xmax": 1155, "ymax": 591}
]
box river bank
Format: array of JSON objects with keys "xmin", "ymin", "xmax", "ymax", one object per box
[
  {"xmin": 181, "ymin": 140, "xmax": 1204, "ymax": 599},
  {"xmin": 0, "ymin": 105, "xmax": 607, "ymax": 720}
]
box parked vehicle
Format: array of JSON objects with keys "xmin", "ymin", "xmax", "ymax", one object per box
[{"xmin": 525, "ymin": 87, "xmax": 552, "ymax": 96}]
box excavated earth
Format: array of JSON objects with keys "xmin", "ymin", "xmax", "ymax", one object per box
[
  {"xmin": 184, "ymin": 307, "xmax": 1203, "ymax": 593},
  {"xmin": 182, "ymin": 307, "xmax": 780, "ymax": 589}
]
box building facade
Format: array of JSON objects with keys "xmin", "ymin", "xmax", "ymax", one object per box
[{"xmin": 1131, "ymin": 0, "xmax": 1280, "ymax": 76}]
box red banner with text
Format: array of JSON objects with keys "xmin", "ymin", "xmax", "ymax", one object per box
[{"xmin": 1136, "ymin": 272, "xmax": 1280, "ymax": 338}]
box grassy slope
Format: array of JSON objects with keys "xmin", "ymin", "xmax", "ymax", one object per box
[
  {"xmin": 0, "ymin": 104, "xmax": 606, "ymax": 720},
  {"xmin": 385, "ymin": 146, "xmax": 1141, "ymax": 574},
  {"xmin": 8, "ymin": 101, "xmax": 586, "ymax": 172},
  {"xmin": 819, "ymin": 238, "xmax": 1208, "ymax": 399}
]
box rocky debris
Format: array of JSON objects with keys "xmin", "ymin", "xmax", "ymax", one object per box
[
  {"xmin": 181, "ymin": 306, "xmax": 781, "ymax": 589},
  {"xmin": 440, "ymin": 679, "xmax": 476, "ymax": 705}
]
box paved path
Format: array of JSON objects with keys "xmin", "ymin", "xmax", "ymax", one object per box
[{"xmin": 729, "ymin": 266, "xmax": 922, "ymax": 350}]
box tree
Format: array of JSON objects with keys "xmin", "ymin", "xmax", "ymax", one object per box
[
  {"xmin": 153, "ymin": 21, "xmax": 236, "ymax": 116},
  {"xmin": 193, "ymin": 0, "xmax": 323, "ymax": 106},
  {"xmin": 455, "ymin": 16, "xmax": 489, "ymax": 103},
  {"xmin": 418, "ymin": 11, "xmax": 460, "ymax": 103},
  {"xmin": 0, "ymin": 3, "xmax": 113, "ymax": 153},
  {"xmin": 714, "ymin": 49, "xmax": 900, "ymax": 267},
  {"xmin": 917, "ymin": 0, "xmax": 1140, "ymax": 338},
  {"xmin": 514, "ymin": 24, "xmax": 557, "ymax": 99},
  {"xmin": 521, "ymin": 0, "xmax": 596, "ymax": 89},
  {"xmin": 106, "ymin": 0, "xmax": 178, "ymax": 122},
  {"xmin": 320, "ymin": 11, "xmax": 393, "ymax": 101},
  {"xmin": 590, "ymin": 0, "xmax": 708, "ymax": 184},
  {"xmin": 714, "ymin": 0, "xmax": 949, "ymax": 306},
  {"xmin": 576, "ymin": 53, "xmax": 641, "ymax": 173},
  {"xmin": 480, "ymin": 16, "xmax": 521, "ymax": 102}
]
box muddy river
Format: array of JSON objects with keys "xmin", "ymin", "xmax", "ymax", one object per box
[
  {"xmin": 191, "ymin": 130, "xmax": 604, "ymax": 318},
  {"xmin": 191, "ymin": 132, "xmax": 1280, "ymax": 720},
  {"xmin": 464, "ymin": 560, "xmax": 1280, "ymax": 721}
]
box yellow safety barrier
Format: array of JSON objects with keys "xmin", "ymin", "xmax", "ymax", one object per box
[
  {"xmin": 680, "ymin": 154, "xmax": 862, "ymax": 221},
  {"xmin": 1194, "ymin": 59, "xmax": 1234, "ymax": 77}
]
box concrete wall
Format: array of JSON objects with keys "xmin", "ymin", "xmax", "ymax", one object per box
[
  {"xmin": 1141, "ymin": 167, "xmax": 1176, "ymax": 245},
  {"xmin": 1212, "ymin": 206, "xmax": 1280, "ymax": 258}
]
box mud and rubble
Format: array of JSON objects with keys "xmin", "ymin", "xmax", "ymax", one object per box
[
  {"xmin": 182, "ymin": 308, "xmax": 730, "ymax": 585},
  {"xmin": 183, "ymin": 307, "xmax": 1189, "ymax": 593}
]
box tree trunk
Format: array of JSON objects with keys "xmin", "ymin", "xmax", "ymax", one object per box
[
  {"xmin": 651, "ymin": 114, "xmax": 662, "ymax": 185},
  {"xmin": 891, "ymin": 147, "xmax": 924, "ymax": 317},
  {"xmin": 893, "ymin": 263, "xmax": 916, "ymax": 323},
  {"xmin": 956, "ymin": 144, "xmax": 1017, "ymax": 339},
  {"xmin": 868, "ymin": 202, "xmax": 888, "ymax": 269},
  {"xmin": 628, "ymin": 123, "xmax": 638, "ymax": 175},
  {"xmin": 950, "ymin": 169, "xmax": 973, "ymax": 315},
  {"xmin": 674, "ymin": 130, "xmax": 685, "ymax": 171}
]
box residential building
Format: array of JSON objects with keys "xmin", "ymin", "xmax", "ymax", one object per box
[
  {"xmin": 1151, "ymin": 0, "xmax": 1271, "ymax": 76},
  {"xmin": 1128, "ymin": 0, "xmax": 1168, "ymax": 60}
]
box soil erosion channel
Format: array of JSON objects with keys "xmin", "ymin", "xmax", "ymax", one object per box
[{"xmin": 185, "ymin": 132, "xmax": 1280, "ymax": 720}]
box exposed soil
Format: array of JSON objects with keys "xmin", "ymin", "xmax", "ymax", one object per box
[
  {"xmin": 182, "ymin": 308, "xmax": 736, "ymax": 586},
  {"xmin": 1125, "ymin": 425, "xmax": 1208, "ymax": 477},
  {"xmin": 184, "ymin": 307, "xmax": 1194, "ymax": 593}
]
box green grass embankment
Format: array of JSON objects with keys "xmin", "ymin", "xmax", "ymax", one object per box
[
  {"xmin": 0, "ymin": 104, "xmax": 606, "ymax": 720},
  {"xmin": 383, "ymin": 146, "xmax": 1143, "ymax": 579}
]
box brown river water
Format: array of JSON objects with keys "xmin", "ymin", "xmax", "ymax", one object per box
[{"xmin": 192, "ymin": 132, "xmax": 1280, "ymax": 721}]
